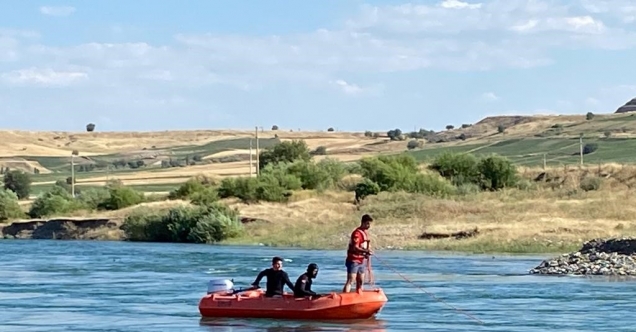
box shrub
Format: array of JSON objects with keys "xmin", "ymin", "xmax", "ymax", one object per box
[
  {"xmin": 0, "ymin": 189, "xmax": 25, "ymax": 221},
  {"xmin": 477, "ymin": 155, "xmax": 518, "ymax": 191},
  {"xmin": 28, "ymin": 186, "xmax": 84, "ymax": 218},
  {"xmin": 258, "ymin": 140, "xmax": 312, "ymax": 170},
  {"xmin": 189, "ymin": 186, "xmax": 219, "ymax": 206},
  {"xmin": 99, "ymin": 186, "xmax": 144, "ymax": 210},
  {"xmin": 3, "ymin": 170, "xmax": 31, "ymax": 200},
  {"xmin": 327, "ymin": 127, "xmax": 334, "ymax": 132},
  {"xmin": 312, "ymin": 146, "xmax": 327, "ymax": 155},
  {"xmin": 364, "ymin": 131, "xmax": 373, "ymax": 137},
  {"xmin": 168, "ymin": 176, "xmax": 216, "ymax": 200},
  {"xmin": 121, "ymin": 203, "xmax": 243, "ymax": 244},
  {"xmin": 583, "ymin": 143, "xmax": 598, "ymax": 155},
  {"xmin": 408, "ymin": 172, "xmax": 456, "ymax": 197},
  {"xmin": 586, "ymin": 112, "xmax": 594, "ymax": 120},
  {"xmin": 86, "ymin": 123, "xmax": 96, "ymax": 132},
  {"xmin": 355, "ymin": 179, "xmax": 381, "ymax": 201},
  {"xmin": 218, "ymin": 177, "xmax": 259, "ymax": 202},
  {"xmin": 358, "ymin": 154, "xmax": 420, "ymax": 192},
  {"xmin": 428, "ymin": 152, "xmax": 480, "ymax": 186},
  {"xmin": 76, "ymin": 188, "xmax": 111, "ymax": 210},
  {"xmin": 580, "ymin": 177, "xmax": 602, "ymax": 191},
  {"xmin": 407, "ymin": 140, "xmax": 421, "ymax": 150},
  {"xmin": 283, "ymin": 159, "xmax": 347, "ymax": 191},
  {"xmin": 272, "ymin": 125, "xmax": 279, "ymax": 130}
]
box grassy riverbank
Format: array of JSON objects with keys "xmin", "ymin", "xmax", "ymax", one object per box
[
  {"xmin": 12, "ymin": 161, "xmax": 629, "ymax": 254},
  {"xmin": 220, "ymin": 181, "xmax": 636, "ymax": 254},
  {"xmin": 4, "ymin": 112, "xmax": 636, "ymax": 254}
]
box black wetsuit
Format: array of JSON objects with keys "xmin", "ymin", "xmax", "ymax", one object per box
[
  {"xmin": 293, "ymin": 272, "xmax": 318, "ymax": 298},
  {"xmin": 251, "ymin": 268, "xmax": 294, "ymax": 297}
]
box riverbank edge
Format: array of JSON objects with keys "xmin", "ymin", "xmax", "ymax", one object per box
[{"xmin": 0, "ymin": 217, "xmax": 584, "ymax": 255}]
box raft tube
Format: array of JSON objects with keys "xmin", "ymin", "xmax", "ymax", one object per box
[{"xmin": 198, "ymin": 288, "xmax": 388, "ymax": 320}]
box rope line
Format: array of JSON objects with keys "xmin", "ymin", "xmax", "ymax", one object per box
[{"xmin": 371, "ymin": 255, "xmax": 485, "ymax": 325}]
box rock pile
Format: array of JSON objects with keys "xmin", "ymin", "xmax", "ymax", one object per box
[{"xmin": 529, "ymin": 237, "xmax": 636, "ymax": 276}]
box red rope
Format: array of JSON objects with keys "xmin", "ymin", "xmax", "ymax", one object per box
[
  {"xmin": 372, "ymin": 254, "xmax": 484, "ymax": 325},
  {"xmin": 365, "ymin": 256, "xmax": 375, "ymax": 286}
]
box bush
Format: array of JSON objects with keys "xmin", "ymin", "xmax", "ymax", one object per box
[
  {"xmin": 0, "ymin": 189, "xmax": 25, "ymax": 221},
  {"xmin": 355, "ymin": 178, "xmax": 380, "ymax": 201},
  {"xmin": 86, "ymin": 123, "xmax": 96, "ymax": 132},
  {"xmin": 284, "ymin": 159, "xmax": 347, "ymax": 191},
  {"xmin": 407, "ymin": 140, "xmax": 421, "ymax": 150},
  {"xmin": 3, "ymin": 170, "xmax": 31, "ymax": 200},
  {"xmin": 586, "ymin": 112, "xmax": 594, "ymax": 120},
  {"xmin": 99, "ymin": 186, "xmax": 144, "ymax": 210},
  {"xmin": 190, "ymin": 186, "xmax": 219, "ymax": 206},
  {"xmin": 583, "ymin": 143, "xmax": 598, "ymax": 155},
  {"xmin": 76, "ymin": 188, "xmax": 111, "ymax": 210},
  {"xmin": 580, "ymin": 177, "xmax": 602, "ymax": 191},
  {"xmin": 408, "ymin": 172, "xmax": 456, "ymax": 197},
  {"xmin": 477, "ymin": 155, "xmax": 518, "ymax": 191},
  {"xmin": 168, "ymin": 176, "xmax": 216, "ymax": 200},
  {"xmin": 258, "ymin": 140, "xmax": 312, "ymax": 170},
  {"xmin": 428, "ymin": 152, "xmax": 480, "ymax": 186},
  {"xmin": 120, "ymin": 203, "xmax": 243, "ymax": 244},
  {"xmin": 28, "ymin": 186, "xmax": 84, "ymax": 218},
  {"xmin": 358, "ymin": 155, "xmax": 419, "ymax": 191}
]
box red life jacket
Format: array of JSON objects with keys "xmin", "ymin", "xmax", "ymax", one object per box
[{"xmin": 346, "ymin": 227, "xmax": 369, "ymax": 263}]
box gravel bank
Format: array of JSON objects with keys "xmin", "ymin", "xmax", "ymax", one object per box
[{"xmin": 529, "ymin": 237, "xmax": 636, "ymax": 276}]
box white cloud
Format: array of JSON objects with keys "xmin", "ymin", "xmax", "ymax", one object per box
[
  {"xmin": 333, "ymin": 79, "xmax": 364, "ymax": 95},
  {"xmin": 0, "ymin": 0, "xmax": 635, "ymax": 95},
  {"xmin": 481, "ymin": 92, "xmax": 499, "ymax": 101},
  {"xmin": 439, "ymin": 0, "xmax": 482, "ymax": 9},
  {"xmin": 1, "ymin": 67, "xmax": 88, "ymax": 86},
  {"xmin": 39, "ymin": 6, "xmax": 76, "ymax": 17}
]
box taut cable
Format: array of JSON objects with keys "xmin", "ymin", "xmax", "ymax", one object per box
[{"xmin": 372, "ymin": 255, "xmax": 484, "ymax": 325}]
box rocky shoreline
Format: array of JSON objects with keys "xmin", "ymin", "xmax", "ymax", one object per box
[{"xmin": 529, "ymin": 237, "xmax": 636, "ymax": 276}]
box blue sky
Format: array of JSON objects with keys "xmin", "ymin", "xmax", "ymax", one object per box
[{"xmin": 1, "ymin": 0, "xmax": 636, "ymax": 132}]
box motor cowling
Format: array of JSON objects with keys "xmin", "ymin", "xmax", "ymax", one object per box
[{"xmin": 207, "ymin": 278, "xmax": 234, "ymax": 294}]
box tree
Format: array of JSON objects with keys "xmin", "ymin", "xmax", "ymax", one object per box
[
  {"xmin": 327, "ymin": 127, "xmax": 335, "ymax": 132},
  {"xmin": 258, "ymin": 140, "xmax": 312, "ymax": 170},
  {"xmin": 446, "ymin": 125, "xmax": 454, "ymax": 130},
  {"xmin": 586, "ymin": 112, "xmax": 594, "ymax": 120},
  {"xmin": 86, "ymin": 123, "xmax": 96, "ymax": 132},
  {"xmin": 3, "ymin": 170, "xmax": 31, "ymax": 200},
  {"xmin": 497, "ymin": 125, "xmax": 506, "ymax": 134},
  {"xmin": 271, "ymin": 125, "xmax": 279, "ymax": 130}
]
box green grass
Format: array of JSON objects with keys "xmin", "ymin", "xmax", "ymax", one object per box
[
  {"xmin": 169, "ymin": 137, "xmax": 280, "ymax": 156},
  {"xmin": 409, "ymin": 137, "xmax": 636, "ymax": 167},
  {"xmin": 20, "ymin": 137, "xmax": 282, "ymax": 182},
  {"xmin": 29, "ymin": 182, "xmax": 180, "ymax": 196}
]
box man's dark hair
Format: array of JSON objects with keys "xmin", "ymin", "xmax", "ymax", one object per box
[
  {"xmin": 361, "ymin": 214, "xmax": 373, "ymax": 223},
  {"xmin": 272, "ymin": 256, "xmax": 283, "ymax": 264}
]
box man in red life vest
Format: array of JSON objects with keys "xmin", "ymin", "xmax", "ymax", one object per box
[{"xmin": 342, "ymin": 214, "xmax": 373, "ymax": 293}]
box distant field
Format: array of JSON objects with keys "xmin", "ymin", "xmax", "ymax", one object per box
[
  {"xmin": 4, "ymin": 112, "xmax": 636, "ymax": 197},
  {"xmin": 409, "ymin": 137, "xmax": 636, "ymax": 167}
]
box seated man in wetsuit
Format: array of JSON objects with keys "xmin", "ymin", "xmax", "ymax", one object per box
[
  {"xmin": 251, "ymin": 256, "xmax": 295, "ymax": 297},
  {"xmin": 294, "ymin": 263, "xmax": 321, "ymax": 299}
]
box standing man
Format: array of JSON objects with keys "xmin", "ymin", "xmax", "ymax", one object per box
[{"xmin": 342, "ymin": 214, "xmax": 373, "ymax": 293}]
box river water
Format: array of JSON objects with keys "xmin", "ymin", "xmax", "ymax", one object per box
[{"xmin": 2, "ymin": 240, "xmax": 636, "ymax": 331}]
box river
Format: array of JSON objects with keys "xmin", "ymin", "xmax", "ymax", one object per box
[{"xmin": 1, "ymin": 240, "xmax": 636, "ymax": 331}]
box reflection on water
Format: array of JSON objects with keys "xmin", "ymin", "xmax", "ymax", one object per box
[
  {"xmin": 2, "ymin": 240, "xmax": 636, "ymax": 331},
  {"xmin": 199, "ymin": 317, "xmax": 387, "ymax": 332}
]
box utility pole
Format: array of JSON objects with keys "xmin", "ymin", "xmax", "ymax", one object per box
[
  {"xmin": 255, "ymin": 126, "xmax": 260, "ymax": 176},
  {"xmin": 249, "ymin": 138, "xmax": 253, "ymax": 177},
  {"xmin": 71, "ymin": 154, "xmax": 75, "ymax": 197},
  {"xmin": 579, "ymin": 133, "xmax": 584, "ymax": 166},
  {"xmin": 543, "ymin": 153, "xmax": 546, "ymax": 170},
  {"xmin": 71, "ymin": 150, "xmax": 79, "ymax": 197}
]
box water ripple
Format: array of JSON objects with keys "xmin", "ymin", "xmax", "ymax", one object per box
[{"xmin": 2, "ymin": 240, "xmax": 636, "ymax": 331}]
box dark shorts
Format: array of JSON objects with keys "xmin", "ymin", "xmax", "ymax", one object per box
[{"xmin": 345, "ymin": 260, "xmax": 365, "ymax": 274}]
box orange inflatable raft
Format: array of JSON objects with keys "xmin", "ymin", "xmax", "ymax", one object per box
[{"xmin": 198, "ymin": 279, "xmax": 388, "ymax": 320}]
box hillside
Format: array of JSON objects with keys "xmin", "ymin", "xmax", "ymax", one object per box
[{"xmin": 2, "ymin": 111, "xmax": 636, "ymax": 196}]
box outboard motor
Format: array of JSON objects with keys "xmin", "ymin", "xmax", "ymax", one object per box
[{"xmin": 207, "ymin": 278, "xmax": 234, "ymax": 295}]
